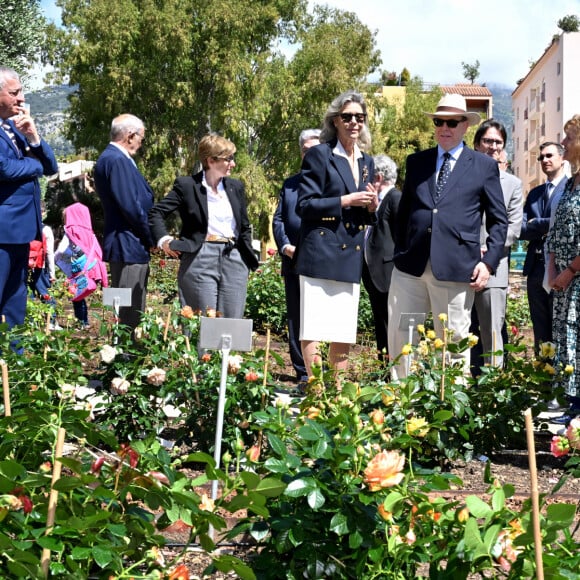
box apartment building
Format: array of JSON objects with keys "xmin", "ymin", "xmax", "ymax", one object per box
[{"xmin": 512, "ymin": 31, "xmax": 580, "ymax": 194}]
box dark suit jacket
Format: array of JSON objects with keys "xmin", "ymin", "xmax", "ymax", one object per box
[
  {"xmin": 295, "ymin": 141, "xmax": 375, "ymax": 284},
  {"xmin": 394, "ymin": 145, "xmax": 508, "ymax": 282},
  {"xmin": 149, "ymin": 171, "xmax": 259, "ymax": 271},
  {"xmin": 366, "ymin": 186, "xmax": 402, "ymax": 293},
  {"xmin": 272, "ymin": 173, "xmax": 301, "ymax": 276},
  {"xmin": 0, "ymin": 119, "xmax": 58, "ymax": 244},
  {"xmin": 520, "ymin": 177, "xmax": 567, "ymax": 276},
  {"xmin": 94, "ymin": 144, "xmax": 154, "ymax": 264}
]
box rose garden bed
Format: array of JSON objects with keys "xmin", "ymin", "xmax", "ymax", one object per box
[{"xmin": 0, "ymin": 255, "xmax": 578, "ymax": 579}]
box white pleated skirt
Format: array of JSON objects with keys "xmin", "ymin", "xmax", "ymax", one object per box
[{"xmin": 299, "ymin": 275, "xmax": 360, "ymax": 344}]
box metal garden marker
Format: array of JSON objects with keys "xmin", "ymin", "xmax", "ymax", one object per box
[
  {"xmin": 398, "ymin": 312, "xmax": 426, "ymax": 376},
  {"xmin": 102, "ymin": 288, "xmax": 132, "ymax": 342},
  {"xmin": 198, "ymin": 317, "xmax": 253, "ymax": 502}
]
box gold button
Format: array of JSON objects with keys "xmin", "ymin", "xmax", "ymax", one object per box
[
  {"xmin": 345, "ymin": 223, "xmax": 350, "ymax": 228},
  {"xmin": 427, "ymin": 228, "xmax": 432, "ymax": 233},
  {"xmin": 342, "ymin": 244, "xmax": 347, "ymax": 249},
  {"xmin": 358, "ymin": 225, "xmax": 363, "ymax": 230},
  {"xmin": 320, "ymin": 231, "xmax": 325, "ymax": 235},
  {"xmin": 433, "ymin": 208, "xmax": 438, "ymax": 214},
  {"xmin": 356, "ymin": 245, "xmax": 361, "ymax": 251}
]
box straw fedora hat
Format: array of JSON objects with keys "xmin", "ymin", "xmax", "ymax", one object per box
[{"xmin": 424, "ymin": 94, "xmax": 481, "ymax": 127}]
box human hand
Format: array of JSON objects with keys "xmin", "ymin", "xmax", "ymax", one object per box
[
  {"xmin": 346, "ymin": 191, "xmax": 377, "ymax": 208},
  {"xmin": 161, "ymin": 239, "xmax": 180, "ymax": 259},
  {"xmin": 552, "ymin": 268, "xmax": 576, "ymax": 292},
  {"xmin": 469, "ymin": 262, "xmax": 491, "ymax": 291},
  {"xmin": 284, "ymin": 245, "xmax": 296, "ymax": 258},
  {"xmin": 12, "ymin": 106, "xmax": 40, "ymax": 144}
]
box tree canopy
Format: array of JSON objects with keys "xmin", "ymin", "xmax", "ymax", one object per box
[
  {"xmin": 0, "ymin": 0, "xmax": 48, "ymax": 85},
  {"xmin": 557, "ymin": 14, "xmax": 580, "ymax": 32},
  {"xmin": 461, "ymin": 60, "xmax": 480, "ymax": 85},
  {"xmin": 44, "ymin": 0, "xmax": 381, "ymax": 238}
]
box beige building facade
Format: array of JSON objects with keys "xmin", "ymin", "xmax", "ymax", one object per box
[{"xmin": 512, "ymin": 32, "xmax": 580, "ymax": 194}]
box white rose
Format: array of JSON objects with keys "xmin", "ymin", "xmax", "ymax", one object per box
[
  {"xmin": 99, "ymin": 345, "xmax": 117, "ymax": 364},
  {"xmin": 110, "ymin": 377, "xmax": 130, "ymax": 395},
  {"xmin": 146, "ymin": 367, "xmax": 166, "ymax": 386}
]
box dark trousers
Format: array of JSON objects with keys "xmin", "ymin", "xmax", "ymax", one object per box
[
  {"xmin": 362, "ymin": 261, "xmax": 390, "ymax": 360},
  {"xmin": 0, "ymin": 244, "xmax": 29, "ymax": 328},
  {"xmin": 526, "ymin": 262, "xmax": 552, "ymax": 352},
  {"xmin": 110, "ymin": 262, "xmax": 150, "ymax": 330},
  {"xmin": 283, "ymin": 272, "xmax": 306, "ymax": 380},
  {"xmin": 73, "ymin": 299, "xmax": 88, "ymax": 325}
]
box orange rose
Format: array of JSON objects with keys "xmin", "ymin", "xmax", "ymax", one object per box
[
  {"xmin": 369, "ymin": 408, "xmax": 385, "ymax": 425},
  {"xmin": 180, "ymin": 305, "xmax": 194, "ymax": 319},
  {"xmin": 363, "ymin": 450, "xmax": 405, "ymax": 491}
]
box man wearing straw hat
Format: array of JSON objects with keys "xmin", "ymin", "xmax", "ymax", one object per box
[{"xmin": 388, "ymin": 94, "xmax": 508, "ymax": 378}]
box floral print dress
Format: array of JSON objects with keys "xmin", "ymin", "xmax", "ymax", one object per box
[{"xmin": 547, "ymin": 178, "xmax": 580, "ymax": 398}]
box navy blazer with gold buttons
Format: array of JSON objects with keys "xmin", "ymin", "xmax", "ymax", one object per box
[{"xmin": 295, "ymin": 140, "xmax": 375, "ymax": 284}]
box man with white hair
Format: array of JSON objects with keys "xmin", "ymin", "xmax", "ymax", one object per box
[
  {"xmin": 362, "ymin": 154, "xmax": 401, "ymax": 361},
  {"xmin": 273, "ymin": 128, "xmax": 321, "ymax": 385},
  {"xmin": 0, "ymin": 66, "xmax": 58, "ymax": 329},
  {"xmin": 94, "ymin": 114, "xmax": 155, "ymax": 331},
  {"xmin": 388, "ymin": 94, "xmax": 508, "ymax": 377}
]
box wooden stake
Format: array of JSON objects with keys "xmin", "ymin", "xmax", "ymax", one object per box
[
  {"xmin": 2, "ymin": 362, "xmax": 10, "ymax": 417},
  {"xmin": 163, "ymin": 309, "xmax": 172, "ymax": 342},
  {"xmin": 41, "ymin": 427, "xmax": 66, "ymax": 578},
  {"xmin": 524, "ymin": 408, "xmax": 544, "ymax": 579},
  {"xmin": 44, "ymin": 312, "xmax": 51, "ymax": 361},
  {"xmin": 184, "ymin": 335, "xmax": 200, "ymax": 407}
]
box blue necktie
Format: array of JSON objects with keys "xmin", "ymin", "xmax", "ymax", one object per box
[
  {"xmin": 436, "ymin": 152, "xmax": 451, "ymax": 199},
  {"xmin": 2, "ymin": 120, "xmax": 20, "ymax": 153}
]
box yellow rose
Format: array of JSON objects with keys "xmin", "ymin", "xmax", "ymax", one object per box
[
  {"xmin": 406, "ymin": 416, "xmax": 429, "ymax": 437},
  {"xmin": 539, "ymin": 341, "xmax": 556, "ymax": 359},
  {"xmin": 417, "ymin": 324, "xmax": 425, "ymax": 335},
  {"xmin": 401, "ymin": 343, "xmax": 413, "ymax": 356},
  {"xmin": 467, "ymin": 333, "xmax": 479, "ymax": 347},
  {"xmin": 438, "ymin": 313, "xmax": 448, "ymax": 323},
  {"xmin": 433, "ymin": 338, "xmax": 444, "ymax": 349},
  {"xmin": 565, "ymin": 364, "xmax": 574, "ymax": 375},
  {"xmin": 426, "ymin": 330, "xmax": 436, "ymax": 340}
]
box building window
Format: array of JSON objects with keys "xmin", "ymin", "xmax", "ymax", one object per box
[
  {"xmin": 557, "ymin": 62, "xmax": 561, "ymax": 75},
  {"xmin": 557, "ymin": 97, "xmax": 561, "ymax": 112}
]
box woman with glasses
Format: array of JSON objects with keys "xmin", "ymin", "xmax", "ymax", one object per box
[
  {"xmin": 295, "ymin": 90, "xmax": 377, "ymax": 381},
  {"xmin": 149, "ymin": 133, "xmax": 258, "ymax": 318}
]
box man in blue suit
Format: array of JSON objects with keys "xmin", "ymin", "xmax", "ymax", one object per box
[
  {"xmin": 94, "ymin": 114, "xmax": 154, "ymax": 330},
  {"xmin": 520, "ymin": 142, "xmax": 568, "ymax": 351},
  {"xmin": 273, "ymin": 128, "xmax": 320, "ymax": 383},
  {"xmin": 0, "ymin": 67, "xmax": 58, "ymax": 329},
  {"xmin": 388, "ymin": 94, "xmax": 508, "ymax": 378}
]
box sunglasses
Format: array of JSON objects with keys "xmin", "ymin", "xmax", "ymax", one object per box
[
  {"xmin": 433, "ymin": 118, "xmax": 466, "ymax": 128},
  {"xmin": 339, "ymin": 112, "xmax": 366, "ymax": 124},
  {"xmin": 537, "ymin": 153, "xmax": 555, "ymax": 161}
]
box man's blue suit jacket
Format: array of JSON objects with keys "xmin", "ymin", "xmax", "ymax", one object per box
[
  {"xmin": 394, "ymin": 145, "xmax": 508, "ymax": 282},
  {"xmin": 94, "ymin": 143, "xmax": 154, "ymax": 264},
  {"xmin": 0, "ymin": 119, "xmax": 58, "ymax": 243},
  {"xmin": 272, "ymin": 173, "xmax": 301, "ymax": 277},
  {"xmin": 520, "ymin": 178, "xmax": 567, "ymax": 276}
]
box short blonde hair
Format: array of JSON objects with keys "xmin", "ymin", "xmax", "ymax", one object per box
[
  {"xmin": 564, "ymin": 115, "xmax": 580, "ymax": 173},
  {"xmin": 198, "ymin": 134, "xmax": 236, "ymax": 170}
]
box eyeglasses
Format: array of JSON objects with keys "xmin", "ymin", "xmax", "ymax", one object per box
[
  {"xmin": 339, "ymin": 113, "xmax": 366, "ymax": 124},
  {"xmin": 132, "ymin": 132, "xmax": 145, "ymax": 141},
  {"xmin": 214, "ymin": 155, "xmax": 235, "ymax": 162},
  {"xmin": 538, "ymin": 153, "xmax": 555, "ymax": 161},
  {"xmin": 432, "ymin": 118, "xmax": 466, "ymax": 128},
  {"xmin": 481, "ymin": 137, "xmax": 504, "ymax": 147}
]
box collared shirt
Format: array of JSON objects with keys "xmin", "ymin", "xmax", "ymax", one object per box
[
  {"xmin": 202, "ymin": 172, "xmax": 237, "ymax": 239},
  {"xmin": 333, "ymin": 140, "xmax": 362, "ymax": 187},
  {"xmin": 436, "ymin": 143, "xmax": 464, "ymax": 178},
  {"xmin": 110, "ymin": 141, "xmax": 137, "ymax": 166}
]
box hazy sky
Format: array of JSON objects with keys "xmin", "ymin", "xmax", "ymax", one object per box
[{"xmin": 39, "ymin": 0, "xmax": 580, "ymax": 88}]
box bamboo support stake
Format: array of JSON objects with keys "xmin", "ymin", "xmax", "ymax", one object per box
[
  {"xmin": 44, "ymin": 312, "xmax": 51, "ymax": 361},
  {"xmin": 2, "ymin": 362, "xmax": 10, "ymax": 417},
  {"xmin": 163, "ymin": 309, "xmax": 172, "ymax": 342},
  {"xmin": 184, "ymin": 335, "xmax": 201, "ymax": 406},
  {"xmin": 41, "ymin": 427, "xmax": 66, "ymax": 578},
  {"xmin": 257, "ymin": 328, "xmax": 271, "ymax": 450},
  {"xmin": 524, "ymin": 408, "xmax": 544, "ymax": 580}
]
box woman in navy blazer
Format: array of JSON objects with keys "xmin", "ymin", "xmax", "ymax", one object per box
[
  {"xmin": 149, "ymin": 134, "xmax": 258, "ymax": 318},
  {"xmin": 295, "ymin": 90, "xmax": 376, "ymax": 379}
]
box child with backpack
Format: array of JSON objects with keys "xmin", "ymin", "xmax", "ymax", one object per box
[{"xmin": 55, "ymin": 202, "xmax": 108, "ymax": 328}]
